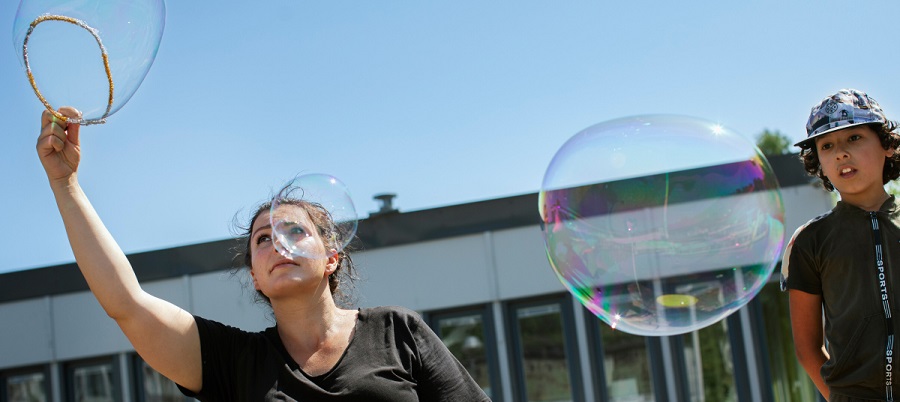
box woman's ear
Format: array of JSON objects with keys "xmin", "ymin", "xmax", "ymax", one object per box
[
  {"xmin": 325, "ymin": 249, "xmax": 340, "ymax": 276},
  {"xmin": 250, "ymin": 268, "xmax": 260, "ymax": 290}
]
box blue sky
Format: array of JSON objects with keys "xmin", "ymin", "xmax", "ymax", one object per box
[{"xmin": 3, "ymin": 1, "xmax": 900, "ymax": 273}]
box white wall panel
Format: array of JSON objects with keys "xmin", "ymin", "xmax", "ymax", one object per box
[
  {"xmin": 355, "ymin": 234, "xmax": 494, "ymax": 311},
  {"xmin": 52, "ymin": 292, "xmax": 131, "ymax": 361},
  {"xmin": 0, "ymin": 298, "xmax": 53, "ymax": 369},
  {"xmin": 142, "ymin": 277, "xmax": 191, "ymax": 311},
  {"xmin": 781, "ymin": 184, "xmax": 834, "ymax": 234},
  {"xmin": 492, "ymin": 226, "xmax": 564, "ymax": 299},
  {"xmin": 189, "ymin": 270, "xmax": 273, "ymax": 332}
]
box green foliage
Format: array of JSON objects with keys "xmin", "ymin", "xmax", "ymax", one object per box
[
  {"xmin": 755, "ymin": 129, "xmax": 792, "ymax": 156},
  {"xmin": 887, "ymin": 181, "xmax": 900, "ymax": 197}
]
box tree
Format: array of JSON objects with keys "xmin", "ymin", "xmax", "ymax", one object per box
[{"xmin": 755, "ymin": 129, "xmax": 792, "ymax": 156}]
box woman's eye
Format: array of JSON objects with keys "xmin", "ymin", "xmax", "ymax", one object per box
[
  {"xmin": 290, "ymin": 226, "xmax": 307, "ymax": 236},
  {"xmin": 256, "ymin": 234, "xmax": 271, "ymax": 245},
  {"xmin": 849, "ymin": 134, "xmax": 861, "ymax": 141},
  {"xmin": 820, "ymin": 143, "xmax": 832, "ymax": 151}
]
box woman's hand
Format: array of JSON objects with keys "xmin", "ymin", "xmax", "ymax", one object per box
[{"xmin": 36, "ymin": 107, "xmax": 81, "ymax": 185}]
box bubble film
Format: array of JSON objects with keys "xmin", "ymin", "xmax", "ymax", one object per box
[
  {"xmin": 540, "ymin": 115, "xmax": 785, "ymax": 336},
  {"xmin": 13, "ymin": 0, "xmax": 165, "ymax": 124},
  {"xmin": 270, "ymin": 174, "xmax": 358, "ymax": 261}
]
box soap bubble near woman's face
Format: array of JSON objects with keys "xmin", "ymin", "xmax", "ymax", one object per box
[
  {"xmin": 540, "ymin": 115, "xmax": 785, "ymax": 337},
  {"xmin": 270, "ymin": 174, "xmax": 358, "ymax": 261}
]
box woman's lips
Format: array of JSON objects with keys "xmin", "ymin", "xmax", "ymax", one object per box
[{"xmin": 271, "ymin": 260, "xmax": 295, "ymax": 272}]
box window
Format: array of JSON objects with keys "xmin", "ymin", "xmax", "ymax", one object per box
[
  {"xmin": 66, "ymin": 357, "xmax": 119, "ymax": 402},
  {"xmin": 757, "ymin": 282, "xmax": 821, "ymax": 401},
  {"xmin": 681, "ymin": 318, "xmax": 737, "ymax": 402},
  {"xmin": 132, "ymin": 356, "xmax": 190, "ymax": 402},
  {"xmin": 508, "ymin": 296, "xmax": 582, "ymax": 402},
  {"xmin": 3, "ymin": 367, "xmax": 48, "ymax": 402},
  {"xmin": 588, "ymin": 314, "xmax": 656, "ymax": 402},
  {"xmin": 429, "ymin": 306, "xmax": 499, "ymax": 399}
]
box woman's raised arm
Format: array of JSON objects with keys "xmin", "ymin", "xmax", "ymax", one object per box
[{"xmin": 36, "ymin": 108, "xmax": 203, "ymax": 392}]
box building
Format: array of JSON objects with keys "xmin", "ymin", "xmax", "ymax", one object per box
[{"xmin": 0, "ymin": 153, "xmax": 830, "ymax": 402}]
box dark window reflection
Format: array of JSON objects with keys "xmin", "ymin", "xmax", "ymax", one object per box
[
  {"xmin": 436, "ymin": 313, "xmax": 493, "ymax": 398},
  {"xmin": 6, "ymin": 372, "xmax": 46, "ymax": 402},
  {"xmin": 515, "ymin": 303, "xmax": 573, "ymax": 402},
  {"xmin": 598, "ymin": 323, "xmax": 655, "ymax": 401}
]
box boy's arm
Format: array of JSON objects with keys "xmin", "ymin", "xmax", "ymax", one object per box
[{"xmin": 790, "ymin": 289, "xmax": 829, "ymax": 400}]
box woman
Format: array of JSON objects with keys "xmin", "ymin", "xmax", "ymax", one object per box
[{"xmin": 36, "ymin": 108, "xmax": 490, "ymax": 401}]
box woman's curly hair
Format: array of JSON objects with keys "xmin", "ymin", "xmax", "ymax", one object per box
[{"xmin": 799, "ymin": 121, "xmax": 900, "ymax": 192}]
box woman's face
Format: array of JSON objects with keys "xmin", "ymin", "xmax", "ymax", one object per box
[{"xmin": 248, "ymin": 205, "xmax": 337, "ymax": 300}]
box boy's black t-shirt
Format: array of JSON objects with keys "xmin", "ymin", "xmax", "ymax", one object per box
[
  {"xmin": 177, "ymin": 306, "xmax": 491, "ymax": 401},
  {"xmin": 783, "ymin": 197, "xmax": 900, "ymax": 400}
]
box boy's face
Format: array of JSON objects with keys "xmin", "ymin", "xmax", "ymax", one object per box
[{"xmin": 814, "ymin": 124, "xmax": 894, "ymax": 201}]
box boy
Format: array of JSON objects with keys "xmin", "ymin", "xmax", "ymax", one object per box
[{"xmin": 784, "ymin": 88, "xmax": 900, "ymax": 401}]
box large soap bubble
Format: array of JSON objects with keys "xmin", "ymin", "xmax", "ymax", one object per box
[
  {"xmin": 270, "ymin": 174, "xmax": 358, "ymax": 261},
  {"xmin": 540, "ymin": 115, "xmax": 785, "ymax": 336},
  {"xmin": 13, "ymin": 0, "xmax": 166, "ymax": 125}
]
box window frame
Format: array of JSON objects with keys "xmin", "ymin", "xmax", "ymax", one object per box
[
  {"xmin": 505, "ymin": 293, "xmax": 584, "ymax": 402},
  {"xmin": 668, "ymin": 312, "xmax": 748, "ymax": 402},
  {"xmin": 63, "ymin": 355, "xmax": 121, "ymax": 402},
  {"xmin": 582, "ymin": 305, "xmax": 667, "ymax": 402},
  {"xmin": 130, "ymin": 354, "xmax": 193, "ymax": 402},
  {"xmin": 425, "ymin": 303, "xmax": 502, "ymax": 401},
  {"xmin": 1, "ymin": 364, "xmax": 51, "ymax": 402}
]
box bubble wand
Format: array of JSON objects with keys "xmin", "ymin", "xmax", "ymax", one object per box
[{"xmin": 22, "ymin": 14, "xmax": 113, "ymax": 125}]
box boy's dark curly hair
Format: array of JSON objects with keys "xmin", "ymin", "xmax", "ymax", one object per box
[{"xmin": 799, "ymin": 121, "xmax": 900, "ymax": 191}]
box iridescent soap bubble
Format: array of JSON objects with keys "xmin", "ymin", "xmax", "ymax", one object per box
[
  {"xmin": 13, "ymin": 0, "xmax": 166, "ymax": 125},
  {"xmin": 270, "ymin": 174, "xmax": 358, "ymax": 261},
  {"xmin": 539, "ymin": 115, "xmax": 785, "ymax": 337}
]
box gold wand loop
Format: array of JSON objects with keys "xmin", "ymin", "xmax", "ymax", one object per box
[{"xmin": 23, "ymin": 15, "xmax": 114, "ymax": 125}]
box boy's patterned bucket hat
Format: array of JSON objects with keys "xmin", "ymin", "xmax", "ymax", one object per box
[{"xmin": 796, "ymin": 88, "xmax": 887, "ymax": 148}]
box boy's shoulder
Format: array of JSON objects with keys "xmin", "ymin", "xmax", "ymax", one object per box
[
  {"xmin": 780, "ymin": 210, "xmax": 835, "ymax": 290},
  {"xmin": 789, "ymin": 209, "xmax": 836, "ymax": 242}
]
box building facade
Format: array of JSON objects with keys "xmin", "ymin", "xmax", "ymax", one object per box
[{"xmin": 0, "ymin": 154, "xmax": 830, "ymax": 402}]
